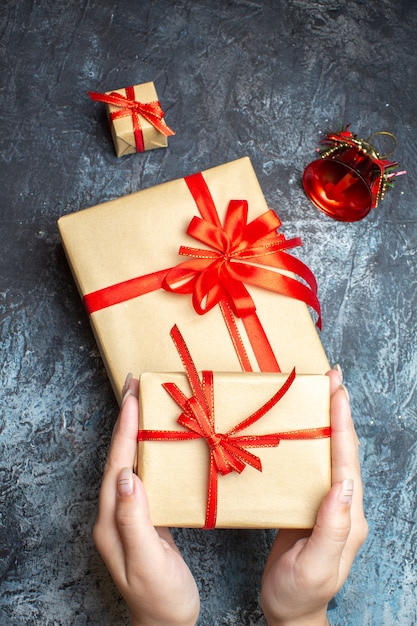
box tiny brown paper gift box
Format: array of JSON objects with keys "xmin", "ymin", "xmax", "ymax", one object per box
[
  {"xmin": 58, "ymin": 157, "xmax": 329, "ymax": 403},
  {"xmin": 92, "ymin": 81, "xmax": 174, "ymax": 156},
  {"xmin": 137, "ymin": 367, "xmax": 331, "ymax": 529}
]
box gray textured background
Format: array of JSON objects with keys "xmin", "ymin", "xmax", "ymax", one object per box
[{"xmin": 1, "ymin": 1, "xmax": 416, "ymax": 624}]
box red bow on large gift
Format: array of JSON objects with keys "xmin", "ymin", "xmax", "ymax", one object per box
[{"xmin": 84, "ymin": 170, "xmax": 321, "ymax": 372}]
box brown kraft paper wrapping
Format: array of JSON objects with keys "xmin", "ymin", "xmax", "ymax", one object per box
[
  {"xmin": 58, "ymin": 157, "xmax": 330, "ymax": 403},
  {"xmin": 106, "ymin": 82, "xmax": 171, "ymax": 156},
  {"xmin": 137, "ymin": 370, "xmax": 331, "ymax": 529}
]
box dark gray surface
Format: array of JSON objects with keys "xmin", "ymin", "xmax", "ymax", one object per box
[{"xmin": 1, "ymin": 1, "xmax": 416, "ymax": 624}]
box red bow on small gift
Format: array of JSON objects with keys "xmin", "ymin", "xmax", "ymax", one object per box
[{"xmin": 89, "ymin": 86, "xmax": 175, "ymax": 152}]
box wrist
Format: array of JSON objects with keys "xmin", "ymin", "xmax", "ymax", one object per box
[
  {"xmin": 266, "ymin": 617, "xmax": 330, "ymax": 626},
  {"xmin": 131, "ymin": 617, "xmax": 197, "ymax": 626},
  {"xmin": 132, "ymin": 622, "xmax": 196, "ymax": 626},
  {"xmin": 265, "ymin": 609, "xmax": 329, "ymax": 626},
  {"xmin": 266, "ymin": 620, "xmax": 329, "ymax": 626}
]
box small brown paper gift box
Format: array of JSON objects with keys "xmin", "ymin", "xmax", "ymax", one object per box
[
  {"xmin": 137, "ymin": 363, "xmax": 331, "ymax": 529},
  {"xmin": 89, "ymin": 82, "xmax": 175, "ymax": 157},
  {"xmin": 58, "ymin": 157, "xmax": 330, "ymax": 403}
]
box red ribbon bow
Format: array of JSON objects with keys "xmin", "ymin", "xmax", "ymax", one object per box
[
  {"xmin": 83, "ymin": 170, "xmax": 321, "ymax": 372},
  {"xmin": 89, "ymin": 86, "xmax": 175, "ymax": 152},
  {"xmin": 138, "ymin": 325, "xmax": 331, "ymax": 529},
  {"xmin": 163, "ymin": 197, "xmax": 321, "ymax": 321}
]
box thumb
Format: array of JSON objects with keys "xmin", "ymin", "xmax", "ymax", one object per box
[
  {"xmin": 302, "ymin": 479, "xmax": 353, "ymax": 572},
  {"xmin": 116, "ymin": 467, "xmax": 164, "ymax": 566}
]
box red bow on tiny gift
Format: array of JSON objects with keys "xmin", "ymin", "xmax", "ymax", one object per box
[
  {"xmin": 138, "ymin": 325, "xmax": 331, "ymax": 529},
  {"xmin": 89, "ymin": 86, "xmax": 175, "ymax": 153}
]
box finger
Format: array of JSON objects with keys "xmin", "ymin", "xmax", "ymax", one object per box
[
  {"xmin": 326, "ymin": 365, "xmax": 343, "ymax": 395},
  {"xmin": 330, "ymin": 385, "xmax": 367, "ymax": 554},
  {"xmin": 115, "ymin": 468, "xmax": 173, "ymax": 579},
  {"xmin": 106, "ymin": 377, "xmax": 140, "ymax": 476},
  {"xmin": 265, "ymin": 367, "xmax": 349, "ymax": 568},
  {"xmin": 93, "ymin": 376, "xmax": 141, "ymax": 581},
  {"xmin": 95, "ymin": 377, "xmax": 140, "ymax": 533},
  {"xmin": 296, "ymin": 479, "xmax": 353, "ymax": 587},
  {"xmin": 330, "ymin": 385, "xmax": 361, "ymax": 487},
  {"xmin": 326, "ymin": 371, "xmax": 364, "ymax": 523}
]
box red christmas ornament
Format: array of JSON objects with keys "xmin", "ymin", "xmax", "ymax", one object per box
[{"xmin": 302, "ymin": 126, "xmax": 406, "ymax": 222}]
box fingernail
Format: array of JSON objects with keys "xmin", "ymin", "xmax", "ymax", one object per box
[
  {"xmin": 121, "ymin": 373, "xmax": 135, "ymax": 406},
  {"xmin": 339, "ymin": 479, "xmax": 354, "ymax": 504},
  {"xmin": 339, "ymin": 383, "xmax": 350, "ymax": 401},
  {"xmin": 122, "ymin": 372, "xmax": 133, "ymax": 398},
  {"xmin": 121, "ymin": 389, "xmax": 134, "ymax": 407},
  {"xmin": 333, "ymin": 363, "xmax": 343, "ymax": 383},
  {"xmin": 118, "ymin": 467, "xmax": 133, "ymax": 496}
]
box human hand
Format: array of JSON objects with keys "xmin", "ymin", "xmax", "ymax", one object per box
[
  {"xmin": 260, "ymin": 366, "xmax": 368, "ymax": 626},
  {"xmin": 93, "ymin": 375, "xmax": 200, "ymax": 626}
]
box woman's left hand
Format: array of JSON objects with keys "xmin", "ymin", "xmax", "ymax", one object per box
[{"xmin": 93, "ymin": 375, "xmax": 200, "ymax": 626}]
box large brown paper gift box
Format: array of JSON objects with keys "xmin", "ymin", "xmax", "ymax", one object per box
[
  {"xmin": 91, "ymin": 82, "xmax": 174, "ymax": 157},
  {"xmin": 137, "ymin": 369, "xmax": 331, "ymax": 529},
  {"xmin": 58, "ymin": 157, "xmax": 329, "ymax": 403}
]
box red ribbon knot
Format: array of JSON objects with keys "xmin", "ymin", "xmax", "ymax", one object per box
[
  {"xmin": 207, "ymin": 433, "xmax": 223, "ymax": 449},
  {"xmin": 164, "ymin": 197, "xmax": 321, "ymax": 324},
  {"xmin": 138, "ymin": 325, "xmax": 331, "ymax": 529}
]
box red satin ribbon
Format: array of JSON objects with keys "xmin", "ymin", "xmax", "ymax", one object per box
[
  {"xmin": 89, "ymin": 86, "xmax": 175, "ymax": 153},
  {"xmin": 137, "ymin": 325, "xmax": 331, "ymax": 529},
  {"xmin": 83, "ymin": 170, "xmax": 322, "ymax": 372}
]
